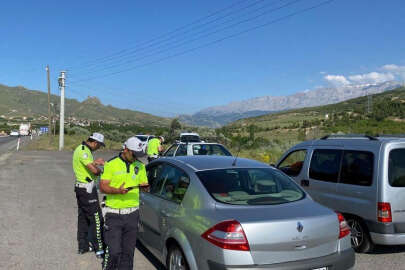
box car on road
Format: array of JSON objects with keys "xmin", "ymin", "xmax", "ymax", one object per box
[
  {"xmin": 138, "ymin": 156, "xmax": 355, "ymax": 270},
  {"xmin": 163, "ymin": 142, "xmax": 232, "ymax": 157},
  {"xmin": 276, "ymin": 134, "xmax": 405, "ymax": 253},
  {"xmin": 136, "ymin": 134, "xmax": 155, "ymax": 152},
  {"xmin": 178, "ymin": 132, "xmax": 201, "ymax": 143},
  {"xmin": 10, "ymin": 130, "xmax": 19, "ymax": 136}
]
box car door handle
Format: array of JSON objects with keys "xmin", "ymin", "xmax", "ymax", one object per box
[{"xmin": 301, "ymin": 179, "xmax": 310, "ymax": 187}]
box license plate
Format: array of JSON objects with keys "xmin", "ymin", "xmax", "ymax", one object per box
[{"xmin": 312, "ymin": 267, "xmax": 328, "ymax": 270}]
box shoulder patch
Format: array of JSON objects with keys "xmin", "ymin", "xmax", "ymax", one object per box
[{"xmin": 83, "ymin": 153, "xmax": 88, "ymax": 159}]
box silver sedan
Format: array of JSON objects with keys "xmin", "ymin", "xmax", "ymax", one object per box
[{"xmin": 138, "ymin": 156, "xmax": 355, "ymax": 270}]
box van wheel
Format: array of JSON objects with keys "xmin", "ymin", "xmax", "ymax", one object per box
[
  {"xmin": 167, "ymin": 244, "xmax": 189, "ymax": 270},
  {"xmin": 346, "ymin": 217, "xmax": 374, "ymax": 253}
]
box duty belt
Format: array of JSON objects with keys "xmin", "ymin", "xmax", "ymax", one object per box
[
  {"xmin": 75, "ymin": 182, "xmax": 88, "ymax": 188},
  {"xmin": 105, "ymin": 207, "xmax": 139, "ymax": 215},
  {"xmin": 75, "ymin": 177, "xmax": 94, "ymax": 188}
]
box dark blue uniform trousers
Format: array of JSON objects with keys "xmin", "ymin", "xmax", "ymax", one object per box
[
  {"xmin": 75, "ymin": 186, "xmax": 104, "ymax": 253},
  {"xmin": 103, "ymin": 210, "xmax": 139, "ymax": 270}
]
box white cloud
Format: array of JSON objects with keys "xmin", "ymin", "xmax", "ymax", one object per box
[
  {"xmin": 322, "ymin": 63, "xmax": 405, "ymax": 88},
  {"xmin": 382, "ymin": 64, "xmax": 400, "ymax": 71},
  {"xmin": 324, "ymin": 75, "xmax": 350, "ymax": 86},
  {"xmin": 348, "ymin": 72, "xmax": 394, "ymax": 84},
  {"xmin": 319, "ymin": 71, "xmax": 327, "ymax": 75},
  {"xmin": 382, "ymin": 64, "xmax": 405, "ymax": 80}
]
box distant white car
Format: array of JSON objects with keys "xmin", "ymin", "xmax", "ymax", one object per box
[
  {"xmin": 135, "ymin": 134, "xmax": 155, "ymax": 152},
  {"xmin": 163, "ymin": 142, "xmax": 232, "ymax": 157},
  {"xmin": 178, "ymin": 132, "xmax": 201, "ymax": 143},
  {"xmin": 10, "ymin": 131, "xmax": 19, "ymax": 136}
]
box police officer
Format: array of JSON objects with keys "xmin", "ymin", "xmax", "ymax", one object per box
[
  {"xmin": 147, "ymin": 136, "xmax": 164, "ymax": 162},
  {"xmin": 72, "ymin": 132, "xmax": 105, "ymax": 258},
  {"xmin": 100, "ymin": 137, "xmax": 149, "ymax": 270}
]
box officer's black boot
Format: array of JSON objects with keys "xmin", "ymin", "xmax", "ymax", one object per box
[{"xmin": 78, "ymin": 240, "xmax": 90, "ymax": 254}]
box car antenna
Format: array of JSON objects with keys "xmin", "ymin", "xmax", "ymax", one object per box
[{"xmin": 232, "ymin": 140, "xmax": 242, "ymax": 166}]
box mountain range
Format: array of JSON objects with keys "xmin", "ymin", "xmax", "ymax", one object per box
[
  {"xmin": 0, "ymin": 84, "xmax": 170, "ymax": 127},
  {"xmin": 179, "ymin": 81, "xmax": 403, "ymax": 127}
]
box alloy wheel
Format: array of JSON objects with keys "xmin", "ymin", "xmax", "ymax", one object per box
[
  {"xmin": 347, "ymin": 218, "xmax": 364, "ymax": 248},
  {"xmin": 169, "ymin": 248, "xmax": 187, "ymax": 270}
]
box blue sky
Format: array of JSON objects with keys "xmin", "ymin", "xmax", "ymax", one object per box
[{"xmin": 1, "ymin": 0, "xmax": 404, "ymax": 116}]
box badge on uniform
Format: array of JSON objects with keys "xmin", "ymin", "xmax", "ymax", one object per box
[
  {"xmin": 83, "ymin": 153, "xmax": 88, "ymax": 159},
  {"xmin": 134, "ymin": 166, "xmax": 139, "ymax": 175}
]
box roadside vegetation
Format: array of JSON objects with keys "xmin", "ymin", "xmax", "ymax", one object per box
[
  {"xmin": 22, "ymin": 87, "xmax": 405, "ymax": 165},
  {"xmin": 216, "ymin": 87, "xmax": 405, "ymax": 163},
  {"xmin": 23, "ymin": 118, "xmax": 216, "ymax": 151}
]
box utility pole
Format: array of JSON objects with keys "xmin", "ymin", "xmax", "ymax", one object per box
[
  {"xmin": 46, "ymin": 65, "xmax": 51, "ymax": 136},
  {"xmin": 366, "ymin": 89, "xmax": 372, "ymax": 115},
  {"xmin": 367, "ymin": 93, "xmax": 372, "ymax": 114},
  {"xmin": 58, "ymin": 71, "xmax": 66, "ymax": 151}
]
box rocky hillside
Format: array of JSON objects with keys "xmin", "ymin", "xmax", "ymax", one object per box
[
  {"xmin": 0, "ymin": 84, "xmax": 170, "ymax": 127},
  {"xmin": 180, "ymin": 81, "xmax": 403, "ymax": 127}
]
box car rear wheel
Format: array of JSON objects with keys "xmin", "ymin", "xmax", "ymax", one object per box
[
  {"xmin": 167, "ymin": 245, "xmax": 189, "ymax": 270},
  {"xmin": 346, "ymin": 216, "xmax": 374, "ymax": 253}
]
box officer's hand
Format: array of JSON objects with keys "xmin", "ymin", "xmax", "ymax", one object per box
[
  {"xmin": 119, "ymin": 183, "xmax": 128, "ymax": 194},
  {"xmin": 94, "ymin": 158, "xmax": 105, "ymax": 166},
  {"xmin": 139, "ymin": 184, "xmax": 150, "ymax": 192}
]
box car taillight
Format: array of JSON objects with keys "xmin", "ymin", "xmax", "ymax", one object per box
[
  {"xmin": 201, "ymin": 220, "xmax": 250, "ymax": 251},
  {"xmin": 378, "ymin": 202, "xmax": 392, "ymax": 223},
  {"xmin": 337, "ymin": 212, "xmax": 350, "ymax": 239}
]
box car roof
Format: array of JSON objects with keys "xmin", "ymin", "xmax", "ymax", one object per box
[
  {"xmin": 180, "ymin": 132, "xmax": 199, "ymax": 136},
  {"xmin": 175, "ymin": 142, "xmax": 223, "ymax": 145},
  {"xmin": 161, "ymin": 156, "xmax": 269, "ymax": 171},
  {"xmin": 292, "ymin": 136, "xmax": 405, "ymax": 149}
]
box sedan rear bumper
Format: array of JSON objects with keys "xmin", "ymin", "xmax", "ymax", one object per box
[{"xmin": 207, "ymin": 248, "xmax": 354, "ymax": 270}]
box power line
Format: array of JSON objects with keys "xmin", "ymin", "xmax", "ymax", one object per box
[
  {"xmin": 70, "ymin": 0, "xmax": 335, "ymax": 84},
  {"xmin": 64, "ymin": 0, "xmax": 252, "ymax": 70},
  {"xmin": 69, "ymin": 0, "xmax": 288, "ymax": 77},
  {"xmin": 68, "ymin": 0, "xmax": 271, "ymax": 74}
]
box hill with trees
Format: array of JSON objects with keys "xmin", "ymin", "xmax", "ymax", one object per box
[
  {"xmin": 0, "ymin": 84, "xmax": 170, "ymax": 127},
  {"xmin": 215, "ymin": 86, "xmax": 405, "ymax": 163}
]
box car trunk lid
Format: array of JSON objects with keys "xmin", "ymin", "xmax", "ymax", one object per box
[{"xmin": 215, "ymin": 199, "xmax": 339, "ymax": 265}]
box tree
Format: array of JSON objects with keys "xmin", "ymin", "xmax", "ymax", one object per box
[
  {"xmin": 169, "ymin": 118, "xmax": 182, "ymax": 138},
  {"xmin": 248, "ymin": 125, "xmax": 257, "ymax": 141}
]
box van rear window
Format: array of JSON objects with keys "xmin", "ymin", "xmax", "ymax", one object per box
[
  {"xmin": 340, "ymin": 151, "xmax": 374, "ymax": 186},
  {"xmin": 389, "ymin": 149, "xmax": 405, "ymax": 187}
]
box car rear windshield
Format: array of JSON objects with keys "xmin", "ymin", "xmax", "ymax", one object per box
[
  {"xmin": 389, "ymin": 149, "xmax": 405, "ymax": 187},
  {"xmin": 196, "ymin": 168, "xmax": 305, "ymax": 205},
  {"xmin": 192, "ymin": 144, "xmax": 232, "ymax": 156},
  {"xmin": 136, "ymin": 136, "xmax": 148, "ymax": 142},
  {"xmin": 180, "ymin": 135, "xmax": 200, "ymax": 142}
]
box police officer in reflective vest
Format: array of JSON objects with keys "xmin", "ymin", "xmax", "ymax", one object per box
[
  {"xmin": 147, "ymin": 136, "xmax": 164, "ymax": 162},
  {"xmin": 100, "ymin": 137, "xmax": 149, "ymax": 270},
  {"xmin": 72, "ymin": 133, "xmax": 105, "ymax": 257}
]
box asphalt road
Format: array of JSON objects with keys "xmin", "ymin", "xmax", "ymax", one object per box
[
  {"xmin": 0, "ymin": 150, "xmax": 404, "ymax": 269},
  {"xmin": 0, "ymin": 150, "xmax": 163, "ymax": 270},
  {"xmin": 0, "ymin": 136, "xmax": 18, "ymax": 153}
]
